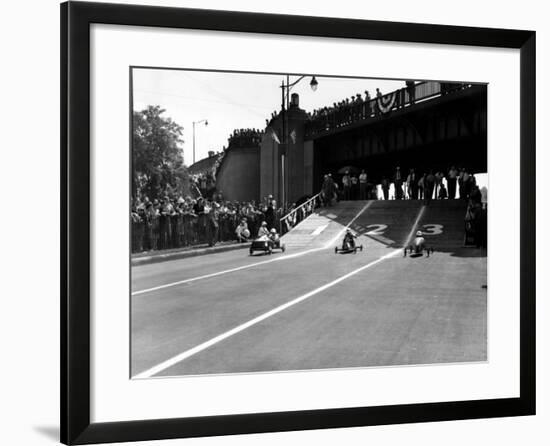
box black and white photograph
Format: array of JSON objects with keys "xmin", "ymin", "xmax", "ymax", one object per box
[{"xmin": 130, "ymin": 69, "xmax": 488, "ymax": 379}]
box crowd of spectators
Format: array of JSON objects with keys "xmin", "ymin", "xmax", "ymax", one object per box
[
  {"xmin": 228, "ymin": 128, "xmax": 264, "ymax": 148},
  {"xmin": 306, "ymin": 81, "xmax": 422, "ymax": 134},
  {"xmin": 306, "ymin": 82, "xmax": 468, "ymax": 136},
  {"xmin": 320, "ymin": 165, "xmax": 486, "ymax": 207},
  {"xmin": 189, "ymin": 172, "xmax": 215, "ymax": 198},
  {"xmin": 131, "ymin": 193, "xmax": 283, "ymax": 253},
  {"xmin": 187, "ymin": 129, "xmax": 263, "ymax": 201}
]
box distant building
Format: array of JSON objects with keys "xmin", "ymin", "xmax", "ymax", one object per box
[
  {"xmin": 188, "ymin": 150, "xmax": 219, "ymax": 176},
  {"xmin": 215, "ymin": 131, "xmax": 262, "ymax": 202}
]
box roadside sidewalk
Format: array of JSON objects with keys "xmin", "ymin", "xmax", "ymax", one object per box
[{"xmin": 131, "ymin": 241, "xmax": 250, "ymax": 266}]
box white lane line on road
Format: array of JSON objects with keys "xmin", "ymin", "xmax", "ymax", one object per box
[
  {"xmin": 324, "ymin": 201, "xmax": 372, "ymax": 248},
  {"xmin": 131, "ymin": 247, "xmax": 324, "ymax": 296},
  {"xmin": 132, "ymin": 202, "xmax": 373, "ymax": 296},
  {"xmin": 133, "ymin": 247, "xmax": 402, "ymax": 379},
  {"xmin": 404, "ymin": 205, "xmax": 427, "ymax": 247}
]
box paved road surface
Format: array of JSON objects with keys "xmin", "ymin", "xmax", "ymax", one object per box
[{"xmin": 131, "ymin": 200, "xmax": 487, "ymax": 378}]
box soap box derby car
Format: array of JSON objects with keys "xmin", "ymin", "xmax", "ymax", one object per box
[
  {"xmin": 334, "ymin": 231, "xmax": 363, "ymax": 254},
  {"xmin": 249, "ymin": 235, "xmax": 286, "ymax": 256},
  {"xmin": 404, "ymin": 231, "xmax": 434, "ymax": 257}
]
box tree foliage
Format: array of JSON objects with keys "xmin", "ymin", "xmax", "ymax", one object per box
[{"xmin": 132, "ymin": 106, "xmax": 189, "ymax": 200}]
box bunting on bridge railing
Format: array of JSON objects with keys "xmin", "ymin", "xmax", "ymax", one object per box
[{"xmin": 376, "ymin": 92, "xmax": 397, "ymax": 114}]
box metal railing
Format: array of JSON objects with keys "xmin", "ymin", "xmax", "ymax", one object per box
[
  {"xmin": 305, "ymin": 81, "xmax": 468, "ymax": 137},
  {"xmin": 280, "ymin": 193, "xmax": 320, "ymax": 234}
]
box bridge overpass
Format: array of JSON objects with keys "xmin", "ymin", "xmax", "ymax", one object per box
[{"xmin": 260, "ymin": 81, "xmax": 487, "ymax": 204}]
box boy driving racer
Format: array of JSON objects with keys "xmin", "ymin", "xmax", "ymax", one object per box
[
  {"xmin": 269, "ymin": 228, "xmax": 280, "ymax": 243},
  {"xmin": 342, "ymin": 229, "xmax": 357, "ymax": 250},
  {"xmin": 257, "ymin": 221, "xmax": 270, "ymax": 238},
  {"xmin": 412, "ymin": 230, "xmax": 425, "ymax": 253}
]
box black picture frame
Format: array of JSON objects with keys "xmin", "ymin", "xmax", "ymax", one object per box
[{"xmin": 61, "ymin": 1, "xmax": 536, "ymax": 444}]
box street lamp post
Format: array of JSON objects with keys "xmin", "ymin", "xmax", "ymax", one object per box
[
  {"xmin": 192, "ymin": 119, "xmax": 208, "ymax": 164},
  {"xmin": 279, "ymin": 75, "xmax": 318, "ymax": 210}
]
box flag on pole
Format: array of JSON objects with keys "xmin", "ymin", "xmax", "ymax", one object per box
[
  {"xmin": 289, "ymin": 129, "xmax": 297, "ymax": 144},
  {"xmin": 269, "ymin": 128, "xmax": 280, "ymax": 144}
]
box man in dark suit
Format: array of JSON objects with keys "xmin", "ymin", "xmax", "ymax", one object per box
[
  {"xmin": 407, "ymin": 168, "xmax": 418, "ymax": 199},
  {"xmin": 394, "ymin": 166, "xmax": 404, "ymax": 200},
  {"xmin": 193, "ymin": 197, "xmax": 206, "ymax": 243},
  {"xmin": 424, "ymin": 171, "xmax": 435, "ymax": 205}
]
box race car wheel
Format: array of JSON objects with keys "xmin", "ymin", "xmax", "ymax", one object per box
[
  {"xmin": 334, "ymin": 247, "xmax": 338, "ymax": 254},
  {"xmin": 268, "ymin": 247, "xmax": 273, "ymax": 255},
  {"xmin": 249, "ymin": 248, "xmax": 253, "ymax": 255},
  {"xmin": 281, "ymin": 244, "xmax": 286, "ymax": 252}
]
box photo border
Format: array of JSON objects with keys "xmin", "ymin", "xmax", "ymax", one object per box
[{"xmin": 61, "ymin": 1, "xmax": 535, "ymax": 444}]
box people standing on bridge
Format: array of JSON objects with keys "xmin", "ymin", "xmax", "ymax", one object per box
[
  {"xmin": 417, "ymin": 174, "xmax": 425, "ymax": 200},
  {"xmin": 481, "ymin": 186, "xmax": 488, "ymax": 210},
  {"xmin": 406, "ymin": 80, "xmax": 415, "ymax": 104},
  {"xmin": 321, "ymin": 173, "xmax": 336, "ymax": 206},
  {"xmin": 463, "ymin": 171, "xmax": 473, "ymax": 200},
  {"xmin": 424, "ymin": 171, "xmax": 435, "ymax": 205},
  {"xmin": 351, "ymin": 95, "xmax": 357, "ymax": 121},
  {"xmin": 355, "ymin": 93, "xmax": 364, "ymax": 119},
  {"xmin": 434, "ymin": 172, "xmax": 443, "ymax": 200},
  {"xmin": 342, "ymin": 171, "xmax": 352, "ymax": 200},
  {"xmin": 393, "ymin": 166, "xmax": 404, "ymax": 200},
  {"xmin": 438, "ymin": 183, "xmax": 448, "ymax": 200},
  {"xmin": 407, "ymin": 168, "xmax": 418, "ymax": 200},
  {"xmin": 381, "ymin": 177, "xmax": 390, "ymax": 200},
  {"xmin": 375, "ymin": 88, "xmax": 383, "ymax": 115},
  {"xmin": 364, "ymin": 90, "xmax": 372, "ymax": 117},
  {"xmin": 458, "ymin": 168, "xmax": 466, "ymax": 200},
  {"xmin": 447, "ymin": 166, "xmax": 458, "ymax": 199},
  {"xmin": 351, "ymin": 175, "xmax": 359, "ymax": 200},
  {"xmin": 469, "ymin": 184, "xmax": 482, "ymax": 206},
  {"xmin": 359, "ymin": 169, "xmax": 368, "ymax": 200}
]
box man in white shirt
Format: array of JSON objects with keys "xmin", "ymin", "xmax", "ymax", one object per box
[{"xmin": 447, "ymin": 166, "xmax": 458, "ymax": 199}]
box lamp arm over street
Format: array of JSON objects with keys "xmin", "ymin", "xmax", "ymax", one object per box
[
  {"xmin": 279, "ymin": 75, "xmax": 318, "ymax": 210},
  {"xmin": 192, "ymin": 119, "xmax": 209, "ymax": 165}
]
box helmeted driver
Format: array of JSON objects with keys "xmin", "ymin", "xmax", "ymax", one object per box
[
  {"xmin": 413, "ymin": 230, "xmax": 425, "ymax": 253},
  {"xmin": 342, "ymin": 229, "xmax": 357, "ymax": 250},
  {"xmin": 257, "ymin": 221, "xmax": 269, "ymax": 238},
  {"xmin": 269, "ymin": 227, "xmax": 280, "ymax": 243}
]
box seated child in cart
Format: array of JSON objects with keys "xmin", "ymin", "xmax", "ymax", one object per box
[
  {"xmin": 342, "ymin": 229, "xmax": 357, "ymax": 250},
  {"xmin": 269, "ymin": 228, "xmax": 280, "ymax": 243},
  {"xmin": 412, "ymin": 230, "xmax": 426, "ymax": 253}
]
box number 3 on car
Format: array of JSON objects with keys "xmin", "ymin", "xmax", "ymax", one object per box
[{"xmin": 422, "ymin": 224, "xmax": 444, "ymax": 235}]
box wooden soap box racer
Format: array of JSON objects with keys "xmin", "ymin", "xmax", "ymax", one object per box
[
  {"xmin": 335, "ymin": 229, "xmax": 363, "ymax": 254},
  {"xmin": 404, "ymin": 231, "xmax": 434, "ymax": 257},
  {"xmin": 249, "ymin": 229, "xmax": 286, "ymax": 256}
]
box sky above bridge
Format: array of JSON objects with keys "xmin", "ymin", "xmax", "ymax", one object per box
[{"xmin": 132, "ymin": 68, "xmax": 405, "ymax": 166}]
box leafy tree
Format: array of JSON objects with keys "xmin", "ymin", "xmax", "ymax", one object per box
[{"xmin": 132, "ymin": 106, "xmax": 189, "ymax": 200}]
